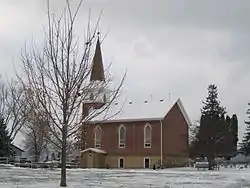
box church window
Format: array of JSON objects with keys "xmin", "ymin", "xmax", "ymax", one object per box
[
  {"xmin": 94, "ymin": 125, "xmax": 102, "ymax": 148},
  {"xmin": 144, "ymin": 123, "xmax": 152, "ymax": 148},
  {"xmin": 118, "ymin": 125, "xmax": 126, "ymax": 148}
]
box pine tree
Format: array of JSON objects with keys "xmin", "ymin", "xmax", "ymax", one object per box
[
  {"xmin": 230, "ymin": 114, "xmax": 238, "ymax": 150},
  {"xmin": 199, "ymin": 85, "xmax": 227, "ymax": 150},
  {"xmin": 219, "ymin": 114, "xmax": 229, "ymax": 155},
  {"xmin": 201, "ymin": 84, "xmax": 226, "ymax": 117},
  {"xmin": 225, "ymin": 115, "xmax": 231, "ymax": 130},
  {"xmin": 240, "ymin": 125, "xmax": 250, "ymax": 155},
  {"xmin": 0, "ymin": 118, "xmax": 13, "ymax": 157},
  {"xmin": 240, "ymin": 104, "xmax": 250, "ymax": 155},
  {"xmin": 195, "ymin": 84, "xmax": 227, "ymax": 169},
  {"xmin": 224, "ymin": 115, "xmax": 236, "ymax": 156}
]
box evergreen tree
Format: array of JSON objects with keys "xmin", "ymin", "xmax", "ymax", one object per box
[
  {"xmin": 223, "ymin": 115, "xmax": 237, "ymax": 156},
  {"xmin": 240, "ymin": 104, "xmax": 250, "ymax": 155},
  {"xmin": 219, "ymin": 114, "xmax": 230, "ymax": 156},
  {"xmin": 201, "ymin": 84, "xmax": 226, "ymax": 117},
  {"xmin": 195, "ymin": 84, "xmax": 227, "ymax": 169},
  {"xmin": 230, "ymin": 114, "xmax": 238, "ymax": 150},
  {"xmin": 225, "ymin": 115, "xmax": 231, "ymax": 130},
  {"xmin": 0, "ymin": 118, "xmax": 13, "ymax": 157},
  {"xmin": 240, "ymin": 125, "xmax": 250, "ymax": 155}
]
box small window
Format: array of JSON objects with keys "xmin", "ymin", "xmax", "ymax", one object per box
[
  {"xmin": 118, "ymin": 157, "xmax": 124, "ymax": 168},
  {"xmin": 144, "ymin": 123, "xmax": 152, "ymax": 148},
  {"xmin": 118, "ymin": 125, "xmax": 126, "ymax": 148}
]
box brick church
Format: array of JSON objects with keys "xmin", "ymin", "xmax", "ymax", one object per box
[{"xmin": 79, "ymin": 35, "xmax": 191, "ymax": 169}]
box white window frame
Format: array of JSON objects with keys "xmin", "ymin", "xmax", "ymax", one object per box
[
  {"xmin": 118, "ymin": 125, "xmax": 126, "ymax": 148},
  {"xmin": 94, "ymin": 125, "xmax": 102, "ymax": 148},
  {"xmin": 144, "ymin": 157, "xmax": 150, "ymax": 169},
  {"xmin": 144, "ymin": 123, "xmax": 152, "ymax": 148},
  {"xmin": 118, "ymin": 157, "xmax": 125, "ymax": 169}
]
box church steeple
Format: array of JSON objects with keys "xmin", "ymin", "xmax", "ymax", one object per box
[
  {"xmin": 90, "ymin": 33, "xmax": 105, "ymax": 81},
  {"xmin": 82, "ymin": 32, "xmax": 111, "ymax": 119}
]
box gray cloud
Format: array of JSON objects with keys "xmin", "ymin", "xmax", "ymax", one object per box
[{"xmin": 99, "ymin": 0, "xmax": 250, "ymax": 32}]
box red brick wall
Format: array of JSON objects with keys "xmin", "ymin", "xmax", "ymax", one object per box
[
  {"xmin": 84, "ymin": 120, "xmax": 161, "ymax": 156},
  {"xmin": 162, "ymin": 103, "xmax": 189, "ymax": 157},
  {"xmin": 83, "ymin": 102, "xmax": 189, "ymax": 157}
]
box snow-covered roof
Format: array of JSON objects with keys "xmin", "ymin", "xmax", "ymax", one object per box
[
  {"xmin": 11, "ymin": 144, "xmax": 24, "ymax": 152},
  {"xmin": 80, "ymin": 148, "xmax": 107, "ymax": 154},
  {"xmin": 87, "ymin": 97, "xmax": 191, "ymax": 125}
]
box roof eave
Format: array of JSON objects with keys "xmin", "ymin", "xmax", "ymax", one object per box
[
  {"xmin": 86, "ymin": 117, "xmax": 165, "ymax": 124},
  {"xmin": 11, "ymin": 144, "xmax": 25, "ymax": 152}
]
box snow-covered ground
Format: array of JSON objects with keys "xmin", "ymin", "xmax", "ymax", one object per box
[{"xmin": 0, "ymin": 167, "xmax": 250, "ymax": 187}]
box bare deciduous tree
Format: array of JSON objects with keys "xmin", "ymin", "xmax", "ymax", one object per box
[
  {"xmin": 189, "ymin": 120, "xmax": 199, "ymax": 145},
  {"xmin": 17, "ymin": 0, "xmax": 125, "ymax": 186},
  {"xmin": 22, "ymin": 89, "xmax": 50, "ymax": 162},
  {"xmin": 0, "ymin": 77, "xmax": 27, "ymax": 141},
  {"xmin": 22, "ymin": 119, "xmax": 49, "ymax": 162}
]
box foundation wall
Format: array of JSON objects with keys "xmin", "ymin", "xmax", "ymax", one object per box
[{"xmin": 105, "ymin": 155, "xmax": 161, "ymax": 169}]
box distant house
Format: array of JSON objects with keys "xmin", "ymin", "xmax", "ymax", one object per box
[
  {"xmin": 78, "ymin": 37, "xmax": 191, "ymax": 169},
  {"xmin": 11, "ymin": 144, "xmax": 24, "ymax": 157}
]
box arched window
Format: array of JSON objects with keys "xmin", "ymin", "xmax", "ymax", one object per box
[
  {"xmin": 144, "ymin": 123, "xmax": 152, "ymax": 148},
  {"xmin": 118, "ymin": 125, "xmax": 126, "ymax": 148},
  {"xmin": 94, "ymin": 126, "xmax": 102, "ymax": 148}
]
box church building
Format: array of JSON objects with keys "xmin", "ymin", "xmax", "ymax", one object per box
[{"xmin": 79, "ymin": 35, "xmax": 191, "ymax": 169}]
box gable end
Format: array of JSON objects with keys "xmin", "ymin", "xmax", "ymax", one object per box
[{"xmin": 175, "ymin": 99, "xmax": 191, "ymax": 126}]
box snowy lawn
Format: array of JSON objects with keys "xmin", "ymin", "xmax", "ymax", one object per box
[{"xmin": 0, "ymin": 167, "xmax": 250, "ymax": 188}]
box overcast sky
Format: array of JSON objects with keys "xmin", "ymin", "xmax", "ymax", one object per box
[{"xmin": 1, "ymin": 0, "xmax": 250, "ymax": 146}]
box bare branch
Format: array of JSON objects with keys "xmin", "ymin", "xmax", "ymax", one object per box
[
  {"xmin": 0, "ymin": 77, "xmax": 27, "ymax": 141},
  {"xmin": 15, "ymin": 0, "xmax": 125, "ymax": 186}
]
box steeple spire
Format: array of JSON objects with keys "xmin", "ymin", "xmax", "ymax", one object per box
[{"xmin": 90, "ymin": 32, "xmax": 105, "ymax": 81}]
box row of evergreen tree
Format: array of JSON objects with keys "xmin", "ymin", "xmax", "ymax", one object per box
[
  {"xmin": 192, "ymin": 85, "xmax": 250, "ymax": 158},
  {"xmin": 190, "ymin": 84, "xmax": 238, "ymax": 163}
]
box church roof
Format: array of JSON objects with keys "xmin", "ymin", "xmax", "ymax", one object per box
[
  {"xmin": 90, "ymin": 37, "xmax": 105, "ymax": 81},
  {"xmin": 87, "ymin": 97, "xmax": 191, "ymax": 125}
]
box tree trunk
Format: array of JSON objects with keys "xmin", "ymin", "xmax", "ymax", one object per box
[
  {"xmin": 208, "ymin": 159, "xmax": 213, "ymax": 170},
  {"xmin": 35, "ymin": 152, "xmax": 39, "ymax": 162},
  {"xmin": 60, "ymin": 127, "xmax": 67, "ymax": 187},
  {"xmin": 208, "ymin": 154, "xmax": 214, "ymax": 170}
]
